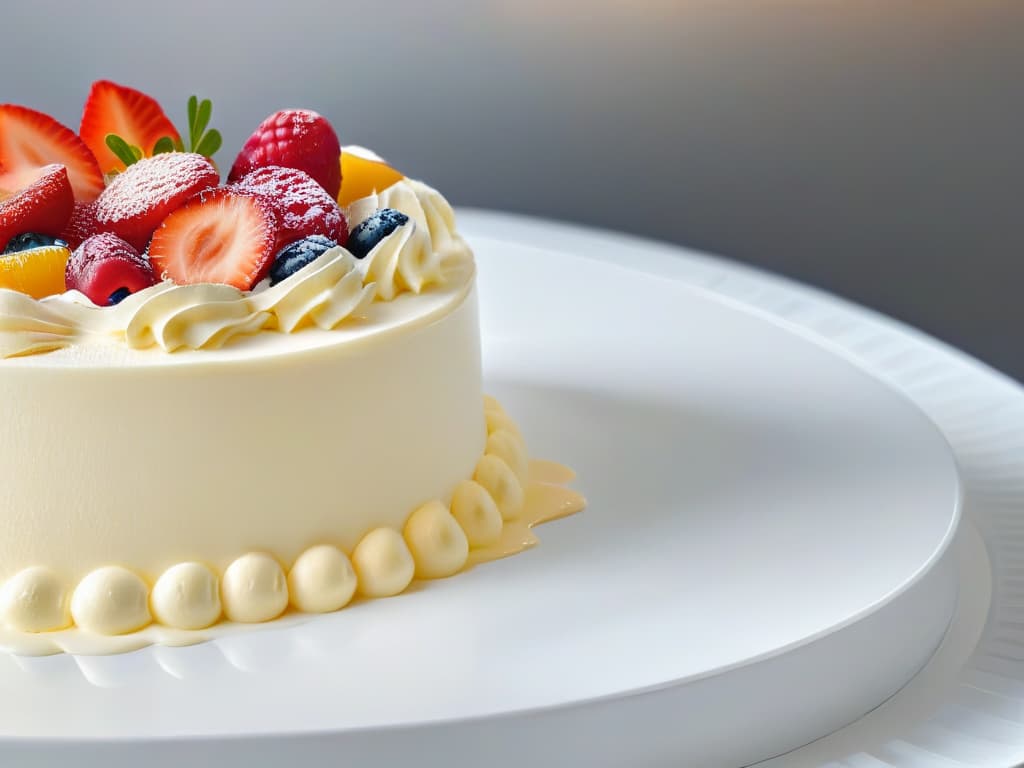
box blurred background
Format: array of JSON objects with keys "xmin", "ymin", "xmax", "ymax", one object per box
[{"xmin": 2, "ymin": 1, "xmax": 1021, "ymax": 377}]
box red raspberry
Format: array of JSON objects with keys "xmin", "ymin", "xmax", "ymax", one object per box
[{"xmin": 228, "ymin": 110, "xmax": 341, "ymax": 199}]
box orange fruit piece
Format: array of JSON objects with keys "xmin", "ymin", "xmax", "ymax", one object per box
[
  {"xmin": 0, "ymin": 245, "xmax": 70, "ymax": 298},
  {"xmin": 338, "ymin": 151, "xmax": 404, "ymax": 207}
]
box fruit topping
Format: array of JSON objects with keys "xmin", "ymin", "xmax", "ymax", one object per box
[
  {"xmin": 149, "ymin": 188, "xmax": 278, "ymax": 290},
  {"xmin": 230, "ymin": 165, "xmax": 347, "ymax": 250},
  {"xmin": 93, "ymin": 153, "xmax": 219, "ymax": 250},
  {"xmin": 2, "ymin": 233, "xmax": 68, "ymax": 254},
  {"xmin": 59, "ymin": 201, "xmax": 101, "ymax": 250},
  {"xmin": 337, "ymin": 151, "xmax": 404, "ymax": 206},
  {"xmin": 228, "ymin": 110, "xmax": 341, "ymax": 199},
  {"xmin": 0, "ymin": 164, "xmax": 75, "ymax": 253},
  {"xmin": 347, "ymin": 208, "xmax": 409, "ymax": 259},
  {"xmin": 66, "ymin": 233, "xmax": 156, "ymax": 305},
  {"xmin": 0, "ymin": 105, "xmax": 104, "ymax": 202},
  {"xmin": 0, "ymin": 244, "xmax": 71, "ymax": 299},
  {"xmin": 269, "ymin": 235, "xmax": 338, "ymax": 286},
  {"xmin": 79, "ymin": 80, "xmax": 182, "ymax": 175}
]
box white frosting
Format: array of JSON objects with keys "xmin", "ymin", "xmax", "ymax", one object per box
[
  {"xmin": 449, "ymin": 480, "xmax": 503, "ymax": 548},
  {"xmin": 474, "ymin": 455, "xmax": 525, "ymax": 521},
  {"xmin": 70, "ymin": 566, "xmax": 151, "ymax": 635},
  {"xmin": 0, "ymin": 566, "xmax": 70, "ymax": 633},
  {"xmin": 150, "ymin": 562, "xmax": 221, "ymax": 630},
  {"xmin": 221, "ymin": 553, "xmax": 288, "ymax": 624},
  {"xmin": 352, "ymin": 528, "xmax": 415, "ymax": 598},
  {"xmin": 287, "ymin": 545, "xmax": 357, "ymax": 614},
  {"xmin": 403, "ymin": 501, "xmax": 470, "ymax": 579}
]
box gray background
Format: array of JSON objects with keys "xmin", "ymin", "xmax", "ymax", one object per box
[{"xmin": 2, "ymin": 1, "xmax": 1021, "ymax": 378}]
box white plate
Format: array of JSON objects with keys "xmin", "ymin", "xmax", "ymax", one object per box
[{"xmin": 0, "ymin": 211, "xmax": 1009, "ymax": 767}]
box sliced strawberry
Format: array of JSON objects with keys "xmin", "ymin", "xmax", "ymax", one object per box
[
  {"xmin": 149, "ymin": 188, "xmax": 279, "ymax": 290},
  {"xmin": 59, "ymin": 201, "xmax": 101, "ymax": 250},
  {"xmin": 228, "ymin": 109, "xmax": 341, "ymax": 198},
  {"xmin": 79, "ymin": 80, "xmax": 181, "ymax": 176},
  {"xmin": 230, "ymin": 165, "xmax": 348, "ymax": 250},
  {"xmin": 0, "ymin": 164, "xmax": 74, "ymax": 252},
  {"xmin": 66, "ymin": 232, "xmax": 156, "ymax": 306},
  {"xmin": 0, "ymin": 105, "xmax": 104, "ymax": 203},
  {"xmin": 93, "ymin": 153, "xmax": 219, "ymax": 250}
]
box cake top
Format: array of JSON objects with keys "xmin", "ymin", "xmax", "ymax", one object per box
[{"xmin": 0, "ymin": 81, "xmax": 470, "ymax": 360}]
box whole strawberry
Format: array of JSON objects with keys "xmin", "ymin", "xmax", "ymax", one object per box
[{"xmin": 228, "ymin": 110, "xmax": 341, "ymax": 199}]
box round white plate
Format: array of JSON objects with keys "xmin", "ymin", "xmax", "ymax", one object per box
[{"xmin": 0, "ymin": 211, "xmax": 1013, "ymax": 767}]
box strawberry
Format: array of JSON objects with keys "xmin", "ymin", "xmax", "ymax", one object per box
[
  {"xmin": 66, "ymin": 232, "xmax": 156, "ymax": 306},
  {"xmin": 93, "ymin": 153, "xmax": 219, "ymax": 250},
  {"xmin": 228, "ymin": 110, "xmax": 341, "ymax": 199},
  {"xmin": 0, "ymin": 164, "xmax": 74, "ymax": 252},
  {"xmin": 59, "ymin": 201, "xmax": 101, "ymax": 250},
  {"xmin": 79, "ymin": 80, "xmax": 181, "ymax": 176},
  {"xmin": 0, "ymin": 105, "xmax": 104, "ymax": 203},
  {"xmin": 230, "ymin": 165, "xmax": 347, "ymax": 250},
  {"xmin": 149, "ymin": 188, "xmax": 279, "ymax": 290}
]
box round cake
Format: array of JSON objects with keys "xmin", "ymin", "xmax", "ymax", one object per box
[{"xmin": 0, "ymin": 81, "xmax": 583, "ymax": 653}]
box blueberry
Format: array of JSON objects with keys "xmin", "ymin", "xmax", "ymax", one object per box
[
  {"xmin": 348, "ymin": 208, "xmax": 409, "ymax": 260},
  {"xmin": 269, "ymin": 235, "xmax": 338, "ymax": 286},
  {"xmin": 107, "ymin": 287, "xmax": 133, "ymax": 306},
  {"xmin": 2, "ymin": 233, "xmax": 68, "ymax": 254}
]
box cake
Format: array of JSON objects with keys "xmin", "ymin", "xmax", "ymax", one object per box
[{"xmin": 0, "ymin": 81, "xmax": 584, "ymax": 654}]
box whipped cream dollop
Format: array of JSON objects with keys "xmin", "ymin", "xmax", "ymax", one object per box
[
  {"xmin": 0, "ymin": 177, "xmax": 470, "ymax": 359},
  {"xmin": 347, "ymin": 179, "xmax": 467, "ymax": 301}
]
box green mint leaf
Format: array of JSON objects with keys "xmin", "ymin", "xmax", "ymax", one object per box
[
  {"xmin": 187, "ymin": 95, "xmax": 199, "ymax": 150},
  {"xmin": 105, "ymin": 134, "xmax": 139, "ymax": 167},
  {"xmin": 173, "ymin": 136, "xmax": 185, "ymax": 153},
  {"xmin": 194, "ymin": 129, "xmax": 222, "ymax": 159},
  {"xmin": 152, "ymin": 136, "xmax": 175, "ymax": 155},
  {"xmin": 130, "ymin": 144, "xmax": 143, "ymax": 161},
  {"xmin": 194, "ymin": 99, "xmax": 213, "ymax": 150}
]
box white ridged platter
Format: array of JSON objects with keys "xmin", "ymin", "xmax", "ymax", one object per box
[{"xmin": 0, "ymin": 210, "xmax": 1015, "ymax": 767}]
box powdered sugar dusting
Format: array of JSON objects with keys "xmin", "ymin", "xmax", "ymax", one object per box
[
  {"xmin": 231, "ymin": 166, "xmax": 347, "ymax": 245},
  {"xmin": 95, "ymin": 153, "xmax": 219, "ymax": 224}
]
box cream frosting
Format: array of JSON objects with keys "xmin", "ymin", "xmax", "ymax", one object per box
[
  {"xmin": 150, "ymin": 562, "xmax": 221, "ymax": 630},
  {"xmin": 352, "ymin": 528, "xmax": 416, "ymax": 599},
  {"xmin": 70, "ymin": 567, "xmax": 150, "ymax": 635},
  {"xmin": 449, "ymin": 480, "xmax": 503, "ymax": 548},
  {"xmin": 474, "ymin": 455, "xmax": 526, "ymax": 521},
  {"xmin": 0, "ymin": 566, "xmax": 70, "ymax": 633},
  {"xmin": 287, "ymin": 545, "xmax": 357, "ymax": 614},
  {"xmin": 221, "ymin": 553, "xmax": 288, "ymax": 624},
  {"xmin": 0, "ymin": 175, "xmax": 469, "ymax": 358},
  {"xmin": 403, "ymin": 500, "xmax": 470, "ymax": 579}
]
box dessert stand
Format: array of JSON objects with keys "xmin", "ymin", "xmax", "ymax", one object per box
[{"xmin": 0, "ymin": 211, "xmax": 1020, "ymax": 766}]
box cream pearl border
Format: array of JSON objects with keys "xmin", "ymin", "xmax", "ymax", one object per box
[{"xmin": 0, "ymin": 397, "xmax": 528, "ymax": 637}]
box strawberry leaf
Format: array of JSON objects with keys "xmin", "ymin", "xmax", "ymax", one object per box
[
  {"xmin": 187, "ymin": 95, "xmax": 199, "ymax": 151},
  {"xmin": 105, "ymin": 134, "xmax": 140, "ymax": 168},
  {"xmin": 194, "ymin": 100, "xmax": 212, "ymax": 148},
  {"xmin": 152, "ymin": 136, "xmax": 176, "ymax": 155},
  {"xmin": 194, "ymin": 129, "xmax": 222, "ymax": 159}
]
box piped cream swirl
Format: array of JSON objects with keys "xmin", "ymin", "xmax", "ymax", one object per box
[{"xmin": 346, "ymin": 179, "xmax": 471, "ymax": 300}]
